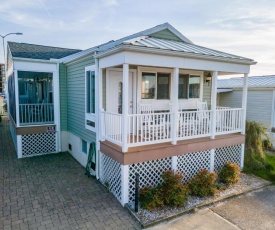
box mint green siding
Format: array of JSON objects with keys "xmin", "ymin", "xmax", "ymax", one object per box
[
  {"xmin": 59, "ymin": 64, "xmax": 67, "ymax": 131},
  {"xmin": 150, "ymin": 29, "xmax": 182, "ymax": 42},
  {"xmin": 66, "ymin": 57, "xmax": 96, "ymax": 142}
]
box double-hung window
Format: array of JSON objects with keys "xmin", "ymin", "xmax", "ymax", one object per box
[
  {"xmin": 178, "ymin": 74, "xmax": 200, "ymax": 99},
  {"xmin": 141, "ymin": 72, "xmax": 170, "ymax": 100},
  {"xmin": 85, "ymin": 66, "xmax": 96, "ymax": 131}
]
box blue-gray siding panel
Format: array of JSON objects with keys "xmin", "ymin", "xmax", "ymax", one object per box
[{"xmin": 66, "ymin": 57, "xmax": 96, "ymax": 142}]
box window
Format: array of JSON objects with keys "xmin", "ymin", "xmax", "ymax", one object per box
[
  {"xmin": 82, "ymin": 139, "xmax": 87, "ymax": 154},
  {"xmin": 189, "ymin": 75, "xmax": 200, "ymax": 98},
  {"xmin": 178, "ymin": 74, "xmax": 189, "ymax": 99},
  {"xmin": 141, "ymin": 72, "xmax": 170, "ymax": 100},
  {"xmin": 85, "ymin": 66, "xmax": 96, "ymax": 132},
  {"xmin": 178, "ymin": 74, "xmax": 200, "ymax": 99},
  {"xmin": 86, "ymin": 70, "xmax": 95, "ymax": 113}
]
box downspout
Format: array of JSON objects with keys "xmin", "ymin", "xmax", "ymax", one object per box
[{"xmin": 94, "ymin": 52, "xmax": 101, "ymax": 180}]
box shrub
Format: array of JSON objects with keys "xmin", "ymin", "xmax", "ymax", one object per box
[
  {"xmin": 139, "ymin": 170, "xmax": 189, "ymax": 210},
  {"xmin": 219, "ymin": 163, "xmax": 240, "ymax": 186},
  {"xmin": 245, "ymin": 121, "xmax": 270, "ymax": 170},
  {"xmin": 160, "ymin": 170, "xmax": 189, "ymax": 207},
  {"xmin": 189, "ymin": 169, "xmax": 217, "ymax": 197},
  {"xmin": 262, "ymin": 138, "xmax": 272, "ymax": 150},
  {"xmin": 139, "ymin": 186, "xmax": 163, "ymax": 210},
  {"xmin": 3, "ymin": 103, "xmax": 7, "ymax": 112}
]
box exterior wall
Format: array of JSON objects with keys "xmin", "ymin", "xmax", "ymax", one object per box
[
  {"xmin": 59, "ymin": 64, "xmax": 67, "ymax": 131},
  {"xmin": 66, "ymin": 56, "xmax": 96, "ymax": 165},
  {"xmin": 64, "ymin": 131, "xmax": 89, "ymax": 167},
  {"xmin": 218, "ymin": 89, "xmax": 273, "ymax": 128},
  {"xmin": 150, "ymin": 29, "xmax": 182, "ymax": 42}
]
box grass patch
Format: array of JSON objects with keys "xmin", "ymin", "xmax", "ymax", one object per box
[{"xmin": 244, "ymin": 153, "xmax": 275, "ymax": 183}]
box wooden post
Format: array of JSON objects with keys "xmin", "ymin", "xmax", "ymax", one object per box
[
  {"xmin": 211, "ymin": 71, "xmax": 218, "ymax": 139},
  {"xmin": 122, "ymin": 64, "xmax": 129, "ymax": 152}
]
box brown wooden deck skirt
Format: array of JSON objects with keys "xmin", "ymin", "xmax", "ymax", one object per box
[{"xmin": 100, "ymin": 133, "xmax": 245, "ymax": 165}]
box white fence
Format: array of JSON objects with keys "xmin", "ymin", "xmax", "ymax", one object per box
[
  {"xmin": 19, "ymin": 103, "xmax": 54, "ymax": 125},
  {"xmin": 101, "ymin": 108, "xmax": 243, "ymax": 148}
]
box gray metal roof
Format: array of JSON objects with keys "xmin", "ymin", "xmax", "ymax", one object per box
[
  {"xmin": 122, "ymin": 36, "xmax": 254, "ymax": 63},
  {"xmin": 218, "ymin": 76, "xmax": 275, "ymax": 88},
  {"xmin": 60, "ymin": 22, "xmax": 192, "ymax": 63},
  {"xmin": 8, "ymin": 42, "xmax": 81, "ymax": 60}
]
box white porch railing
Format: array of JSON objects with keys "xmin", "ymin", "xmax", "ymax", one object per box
[
  {"xmin": 101, "ymin": 108, "xmax": 243, "ymax": 148},
  {"xmin": 216, "ymin": 108, "xmax": 243, "ymax": 134},
  {"xmin": 101, "ymin": 111, "xmax": 123, "ymax": 146},
  {"xmin": 128, "ymin": 112, "xmax": 172, "ymax": 146},
  {"xmin": 19, "ymin": 103, "xmax": 54, "ymax": 125}
]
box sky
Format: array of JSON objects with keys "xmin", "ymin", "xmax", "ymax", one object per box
[{"xmin": 0, "ymin": 0, "xmax": 275, "ymax": 77}]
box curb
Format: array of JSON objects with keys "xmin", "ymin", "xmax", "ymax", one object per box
[{"xmin": 125, "ymin": 181, "xmax": 272, "ymax": 228}]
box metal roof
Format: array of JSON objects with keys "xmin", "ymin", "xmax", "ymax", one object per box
[
  {"xmin": 122, "ymin": 36, "xmax": 254, "ymax": 63},
  {"xmin": 218, "ymin": 76, "xmax": 275, "ymax": 88},
  {"xmin": 60, "ymin": 22, "xmax": 192, "ymax": 63},
  {"xmin": 8, "ymin": 42, "xmax": 81, "ymax": 60}
]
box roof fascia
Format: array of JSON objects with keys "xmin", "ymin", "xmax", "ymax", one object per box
[
  {"xmin": 95, "ymin": 44, "xmax": 257, "ymax": 66},
  {"xmin": 13, "ymin": 57, "xmax": 58, "ymax": 64}
]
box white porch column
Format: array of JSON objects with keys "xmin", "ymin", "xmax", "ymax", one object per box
[
  {"xmin": 171, "ymin": 156, "xmax": 178, "ymax": 171},
  {"xmin": 210, "ymin": 71, "xmax": 218, "ymax": 139},
  {"xmin": 122, "ymin": 64, "xmax": 129, "ymax": 152},
  {"xmin": 172, "ymin": 67, "xmax": 179, "ymax": 145},
  {"xmin": 241, "ymin": 73, "xmax": 248, "ymax": 134},
  {"xmin": 14, "ymin": 70, "xmax": 20, "ymax": 126},
  {"xmin": 121, "ymin": 164, "xmax": 129, "ymax": 205}
]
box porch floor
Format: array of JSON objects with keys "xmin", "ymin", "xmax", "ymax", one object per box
[{"xmin": 100, "ymin": 133, "xmax": 245, "ymax": 165}]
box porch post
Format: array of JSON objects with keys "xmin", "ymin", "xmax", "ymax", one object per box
[
  {"xmin": 210, "ymin": 71, "xmax": 218, "ymax": 139},
  {"xmin": 172, "ymin": 67, "xmax": 179, "ymax": 145},
  {"xmin": 122, "ymin": 64, "xmax": 129, "ymax": 152},
  {"xmin": 241, "ymin": 73, "xmax": 248, "ymax": 134},
  {"xmin": 121, "ymin": 164, "xmax": 129, "ymax": 205},
  {"xmin": 14, "ymin": 70, "xmax": 20, "ymax": 126},
  {"xmin": 95, "ymin": 58, "xmax": 100, "ymax": 180}
]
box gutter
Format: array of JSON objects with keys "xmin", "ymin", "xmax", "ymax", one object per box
[{"xmin": 94, "ymin": 45, "xmax": 257, "ymax": 66}]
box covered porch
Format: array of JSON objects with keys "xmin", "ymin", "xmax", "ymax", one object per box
[{"xmin": 96, "ymin": 55, "xmax": 249, "ymax": 153}]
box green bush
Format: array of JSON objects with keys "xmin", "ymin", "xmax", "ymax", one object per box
[
  {"xmin": 139, "ymin": 170, "xmax": 189, "ymax": 210},
  {"xmin": 245, "ymin": 121, "xmax": 270, "ymax": 170},
  {"xmin": 3, "ymin": 103, "xmax": 7, "ymax": 112},
  {"xmin": 189, "ymin": 169, "xmax": 217, "ymax": 197},
  {"xmin": 262, "ymin": 138, "xmax": 272, "ymax": 150},
  {"xmin": 139, "ymin": 186, "xmax": 163, "ymax": 211},
  {"xmin": 160, "ymin": 170, "xmax": 189, "ymax": 207},
  {"xmin": 219, "ymin": 163, "xmax": 240, "ymax": 186}
]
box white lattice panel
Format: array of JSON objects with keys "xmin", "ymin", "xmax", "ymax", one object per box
[
  {"xmin": 177, "ymin": 151, "xmax": 211, "ymax": 183},
  {"xmin": 214, "ymin": 145, "xmax": 242, "ymax": 171},
  {"xmin": 21, "ymin": 133, "xmax": 56, "ymax": 157},
  {"xmin": 10, "ymin": 122, "xmax": 17, "ymax": 150},
  {"xmin": 128, "ymin": 157, "xmax": 172, "ymax": 202},
  {"xmin": 100, "ymin": 153, "xmax": 122, "ymax": 202}
]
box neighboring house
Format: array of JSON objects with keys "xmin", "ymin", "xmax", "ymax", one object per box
[
  {"xmin": 0, "ymin": 63, "xmax": 5, "ymax": 93},
  {"xmin": 6, "ymin": 23, "xmax": 256, "ymax": 206},
  {"xmin": 218, "ymin": 76, "xmax": 275, "ymax": 146}
]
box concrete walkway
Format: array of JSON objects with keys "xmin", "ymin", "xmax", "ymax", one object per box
[{"xmin": 0, "ymin": 117, "xmax": 140, "ymax": 230}]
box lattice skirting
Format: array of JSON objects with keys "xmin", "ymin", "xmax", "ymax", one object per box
[
  {"xmin": 100, "ymin": 153, "xmax": 122, "ymax": 202},
  {"xmin": 10, "ymin": 122, "xmax": 17, "ymax": 151},
  {"xmin": 100, "ymin": 144, "xmax": 242, "ymax": 204},
  {"xmin": 214, "ymin": 144, "xmax": 242, "ymax": 172},
  {"xmin": 21, "ymin": 133, "xmax": 56, "ymax": 157}
]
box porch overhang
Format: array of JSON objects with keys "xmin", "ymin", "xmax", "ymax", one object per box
[{"xmin": 97, "ymin": 47, "xmax": 254, "ymax": 74}]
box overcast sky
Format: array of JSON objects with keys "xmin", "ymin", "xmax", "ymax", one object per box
[{"xmin": 1, "ymin": 0, "xmax": 275, "ymax": 76}]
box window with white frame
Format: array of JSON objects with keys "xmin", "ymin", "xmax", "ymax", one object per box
[
  {"xmin": 85, "ymin": 66, "xmax": 96, "ymax": 131},
  {"xmin": 141, "ymin": 72, "xmax": 170, "ymax": 100},
  {"xmin": 178, "ymin": 74, "xmax": 200, "ymax": 99}
]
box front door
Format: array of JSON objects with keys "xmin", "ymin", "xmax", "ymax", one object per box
[{"xmin": 106, "ymin": 70, "xmax": 134, "ymax": 114}]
